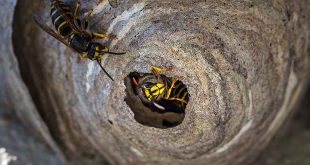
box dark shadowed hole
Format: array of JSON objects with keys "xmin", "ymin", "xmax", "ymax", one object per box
[
  {"xmin": 124, "ymin": 72, "xmax": 190, "ymax": 129},
  {"xmin": 12, "ymin": 0, "xmax": 70, "ymax": 148}
]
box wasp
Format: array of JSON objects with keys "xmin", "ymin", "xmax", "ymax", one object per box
[
  {"xmin": 131, "ymin": 66, "xmax": 190, "ymax": 112},
  {"xmin": 34, "ymin": 0, "xmax": 125, "ymax": 81}
]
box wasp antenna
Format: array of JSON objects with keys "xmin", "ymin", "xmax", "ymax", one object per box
[
  {"xmin": 132, "ymin": 77, "xmax": 140, "ymax": 87},
  {"xmin": 98, "ymin": 50, "xmax": 125, "ymax": 55},
  {"xmin": 107, "ymin": 52, "xmax": 126, "ymax": 55},
  {"xmin": 96, "ymin": 60, "xmax": 114, "ymax": 81}
]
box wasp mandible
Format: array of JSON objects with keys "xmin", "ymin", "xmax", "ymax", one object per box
[
  {"xmin": 131, "ymin": 66, "xmax": 190, "ymax": 111},
  {"xmin": 34, "ymin": 0, "xmax": 125, "ymax": 81}
]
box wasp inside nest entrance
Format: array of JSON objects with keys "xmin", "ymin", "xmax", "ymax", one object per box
[{"xmin": 124, "ymin": 66, "xmax": 190, "ymax": 129}]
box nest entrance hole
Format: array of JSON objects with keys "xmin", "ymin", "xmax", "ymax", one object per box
[{"xmin": 124, "ymin": 72, "xmax": 190, "ymax": 129}]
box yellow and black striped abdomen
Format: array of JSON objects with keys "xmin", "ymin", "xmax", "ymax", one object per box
[
  {"xmin": 170, "ymin": 80, "xmax": 189, "ymax": 106},
  {"xmin": 50, "ymin": 0, "xmax": 73, "ymax": 37}
]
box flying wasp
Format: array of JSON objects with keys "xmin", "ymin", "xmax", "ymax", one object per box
[
  {"xmin": 131, "ymin": 66, "xmax": 190, "ymax": 112},
  {"xmin": 34, "ymin": 0, "xmax": 125, "ymax": 81}
]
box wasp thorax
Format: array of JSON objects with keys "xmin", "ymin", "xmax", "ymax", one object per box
[
  {"xmin": 124, "ymin": 70, "xmax": 190, "ymax": 129},
  {"xmin": 68, "ymin": 34, "xmax": 91, "ymax": 53}
]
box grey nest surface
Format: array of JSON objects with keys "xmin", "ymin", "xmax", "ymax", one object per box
[{"xmin": 1, "ymin": 0, "xmax": 310, "ymax": 164}]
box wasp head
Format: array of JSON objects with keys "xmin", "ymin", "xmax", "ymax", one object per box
[
  {"xmin": 87, "ymin": 43, "xmax": 108, "ymax": 60},
  {"xmin": 135, "ymin": 74, "xmax": 166, "ymax": 101}
]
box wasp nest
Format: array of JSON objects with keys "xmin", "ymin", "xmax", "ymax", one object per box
[{"xmin": 4, "ymin": 0, "xmax": 310, "ymax": 164}]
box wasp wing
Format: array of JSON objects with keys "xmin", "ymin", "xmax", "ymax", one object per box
[
  {"xmin": 53, "ymin": 2, "xmax": 89, "ymax": 36},
  {"xmin": 33, "ymin": 15, "xmax": 71, "ymax": 48}
]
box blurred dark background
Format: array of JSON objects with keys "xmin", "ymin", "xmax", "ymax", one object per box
[{"xmin": 255, "ymin": 84, "xmax": 310, "ymax": 165}]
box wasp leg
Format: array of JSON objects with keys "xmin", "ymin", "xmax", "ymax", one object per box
[
  {"xmin": 73, "ymin": 0, "xmax": 82, "ymax": 28},
  {"xmin": 166, "ymin": 97, "xmax": 189, "ymax": 105},
  {"xmin": 81, "ymin": 8, "xmax": 93, "ymax": 30},
  {"xmin": 164, "ymin": 75, "xmax": 188, "ymax": 107},
  {"xmin": 164, "ymin": 76, "xmax": 178, "ymax": 99},
  {"xmin": 79, "ymin": 4, "xmax": 94, "ymax": 30},
  {"xmin": 77, "ymin": 53, "xmax": 88, "ymax": 63},
  {"xmin": 132, "ymin": 77, "xmax": 140, "ymax": 87},
  {"xmin": 78, "ymin": 2, "xmax": 117, "ymax": 38},
  {"xmin": 74, "ymin": 0, "xmax": 81, "ymax": 17},
  {"xmin": 150, "ymin": 66, "xmax": 174, "ymax": 80},
  {"xmin": 91, "ymin": 32, "xmax": 118, "ymax": 39},
  {"xmin": 80, "ymin": 53, "xmax": 88, "ymax": 60},
  {"xmin": 84, "ymin": 9, "xmax": 117, "ymax": 39}
]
